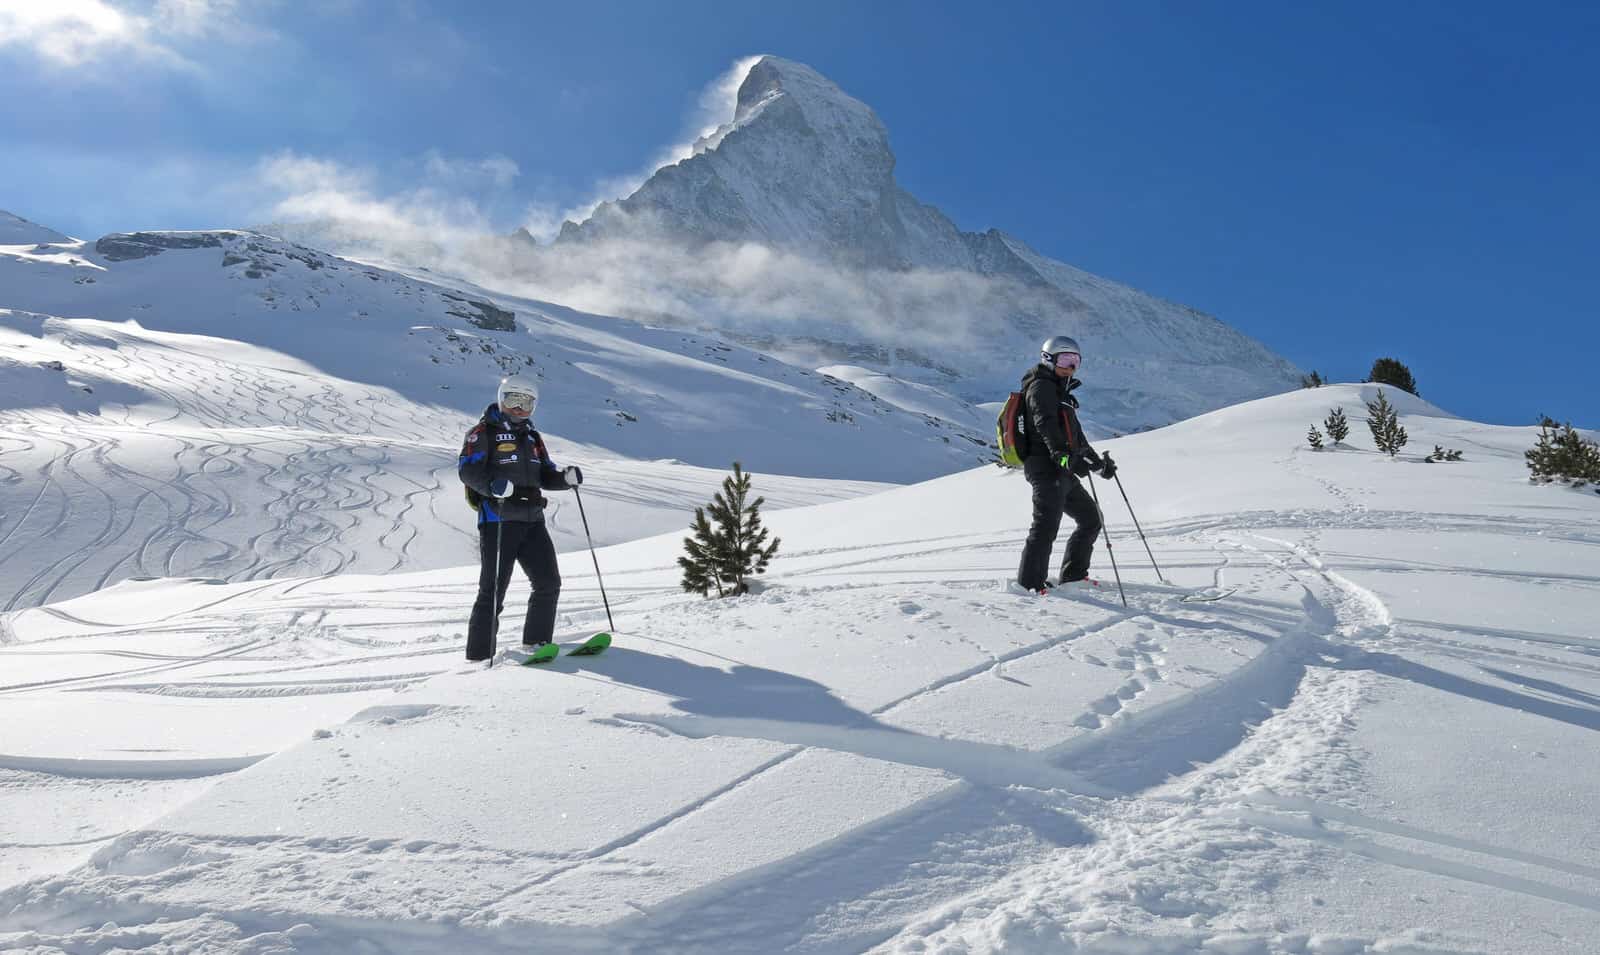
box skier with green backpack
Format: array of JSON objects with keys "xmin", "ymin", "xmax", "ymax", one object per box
[{"xmin": 998, "ymin": 336, "xmax": 1118, "ymax": 594}]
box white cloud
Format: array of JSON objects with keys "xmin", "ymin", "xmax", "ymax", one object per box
[
  {"xmin": 248, "ymin": 150, "xmax": 528, "ymax": 262},
  {"xmin": 0, "ymin": 0, "xmax": 261, "ymax": 68},
  {"xmin": 0, "ymin": 0, "xmax": 168, "ymax": 66}
]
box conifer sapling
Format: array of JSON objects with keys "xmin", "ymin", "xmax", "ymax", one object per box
[
  {"xmin": 1525, "ymin": 419, "xmax": 1600, "ymax": 484},
  {"xmin": 678, "ymin": 462, "xmax": 782, "ymax": 597},
  {"xmin": 1324, "ymin": 407, "xmax": 1350, "ymax": 444},
  {"xmin": 1365, "ymin": 390, "xmax": 1408, "ymax": 457}
]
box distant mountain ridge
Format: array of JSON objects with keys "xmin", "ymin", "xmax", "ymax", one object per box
[{"xmin": 551, "ymin": 56, "xmax": 1302, "ymax": 431}]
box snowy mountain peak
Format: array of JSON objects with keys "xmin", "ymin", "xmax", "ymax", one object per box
[
  {"xmin": 724, "ymin": 56, "xmax": 890, "ymax": 164},
  {"xmin": 547, "ymin": 57, "xmax": 1300, "ymax": 429},
  {"xmin": 558, "ymin": 56, "xmax": 954, "ymax": 269}
]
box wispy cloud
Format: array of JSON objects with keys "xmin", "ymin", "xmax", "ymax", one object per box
[
  {"xmin": 248, "ymin": 150, "xmax": 523, "ymax": 259},
  {"xmin": 0, "ymin": 0, "xmax": 168, "ymax": 67},
  {"xmin": 0, "ymin": 0, "xmax": 262, "ymax": 69}
]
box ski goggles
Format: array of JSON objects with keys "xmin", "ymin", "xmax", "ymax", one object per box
[
  {"xmin": 1052, "ymin": 352, "xmax": 1081, "ymax": 372},
  {"xmin": 500, "ymin": 391, "xmax": 536, "ymax": 415}
]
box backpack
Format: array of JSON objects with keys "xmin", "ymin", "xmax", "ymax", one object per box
[
  {"xmin": 462, "ymin": 415, "xmax": 492, "ymax": 513},
  {"xmin": 996, "ymin": 391, "xmax": 1030, "ymax": 468}
]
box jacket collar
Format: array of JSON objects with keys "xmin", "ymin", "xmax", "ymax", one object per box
[{"xmin": 486, "ymin": 403, "xmax": 533, "ymax": 432}]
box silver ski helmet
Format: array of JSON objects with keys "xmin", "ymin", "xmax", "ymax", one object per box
[
  {"xmin": 1040, "ymin": 335, "xmax": 1082, "ymax": 373},
  {"xmin": 497, "ymin": 376, "xmax": 538, "ymax": 420}
]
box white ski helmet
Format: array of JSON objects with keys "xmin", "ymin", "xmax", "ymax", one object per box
[
  {"xmin": 1040, "ymin": 335, "xmax": 1081, "ymax": 365},
  {"xmin": 497, "ymin": 376, "xmax": 538, "ymax": 420}
]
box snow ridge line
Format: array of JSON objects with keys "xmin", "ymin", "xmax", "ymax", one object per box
[{"xmin": 0, "ymin": 752, "xmax": 269, "ymax": 780}]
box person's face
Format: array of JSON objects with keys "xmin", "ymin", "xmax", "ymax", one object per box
[{"xmin": 1052, "ymin": 352, "xmax": 1080, "ymax": 378}]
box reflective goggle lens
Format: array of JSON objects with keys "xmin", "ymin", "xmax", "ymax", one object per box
[
  {"xmin": 1053, "ymin": 352, "xmax": 1081, "ymax": 371},
  {"xmin": 502, "ymin": 391, "xmax": 535, "ymax": 413}
]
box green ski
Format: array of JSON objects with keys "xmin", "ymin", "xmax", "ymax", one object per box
[
  {"xmin": 517, "ymin": 643, "xmax": 561, "ymax": 666},
  {"xmin": 568, "ymin": 632, "xmax": 611, "ymax": 656}
]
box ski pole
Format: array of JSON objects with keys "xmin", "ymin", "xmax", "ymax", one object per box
[
  {"xmin": 1086, "ymin": 474, "xmax": 1127, "ymax": 608},
  {"xmin": 572, "ymin": 485, "xmax": 616, "ymax": 633},
  {"xmin": 490, "ymin": 513, "xmax": 503, "ymax": 665},
  {"xmin": 1106, "ymin": 455, "xmax": 1167, "ymax": 585}
]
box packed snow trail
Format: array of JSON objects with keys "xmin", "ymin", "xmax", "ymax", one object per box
[{"xmin": 3, "ymin": 384, "xmax": 1599, "ymax": 953}]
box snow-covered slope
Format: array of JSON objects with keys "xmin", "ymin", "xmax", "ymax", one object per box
[
  {"xmin": 0, "ymin": 211, "xmax": 70, "ymax": 245},
  {"xmin": 4, "ymin": 384, "xmax": 1597, "ymax": 954},
  {"xmin": 1, "ymin": 220, "xmax": 982, "ymax": 607},
  {"xmin": 546, "ymin": 56, "xmax": 1302, "ymax": 430}
]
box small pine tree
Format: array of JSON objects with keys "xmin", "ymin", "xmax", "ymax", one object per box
[
  {"xmin": 1367, "ymin": 357, "xmax": 1419, "ymax": 396},
  {"xmin": 1307, "ymin": 424, "xmax": 1324, "ymax": 449},
  {"xmin": 1525, "ymin": 419, "xmax": 1600, "ymax": 484},
  {"xmin": 1365, "ymin": 389, "xmax": 1409, "ymax": 457},
  {"xmin": 1324, "ymin": 407, "xmax": 1350, "ymax": 444},
  {"xmin": 678, "ymin": 462, "xmax": 782, "ymax": 597},
  {"xmin": 678, "ymin": 508, "xmax": 726, "ymax": 597},
  {"xmin": 1300, "ymin": 370, "xmax": 1325, "ymax": 389}
]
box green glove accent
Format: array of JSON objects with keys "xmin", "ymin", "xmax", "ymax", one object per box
[{"xmin": 1057, "ymin": 455, "xmax": 1071, "ymax": 469}]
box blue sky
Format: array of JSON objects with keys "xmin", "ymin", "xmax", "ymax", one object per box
[{"xmin": 3, "ymin": 0, "xmax": 1595, "ymax": 427}]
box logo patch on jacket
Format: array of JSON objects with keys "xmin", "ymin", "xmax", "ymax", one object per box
[
  {"xmin": 496, "ymin": 442, "xmax": 516, "ymax": 452},
  {"xmin": 496, "ymin": 432, "xmax": 515, "ymax": 442},
  {"xmin": 466, "ymin": 432, "xmax": 479, "ymax": 443}
]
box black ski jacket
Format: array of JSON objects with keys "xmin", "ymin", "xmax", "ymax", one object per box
[
  {"xmin": 457, "ymin": 404, "xmax": 573, "ymax": 524},
  {"xmin": 1021, "ymin": 364, "xmax": 1096, "ymax": 467}
]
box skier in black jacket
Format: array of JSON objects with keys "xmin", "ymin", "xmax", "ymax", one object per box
[
  {"xmin": 1016, "ymin": 336, "xmax": 1117, "ymax": 593},
  {"xmin": 457, "ymin": 376, "xmax": 582, "ymax": 661}
]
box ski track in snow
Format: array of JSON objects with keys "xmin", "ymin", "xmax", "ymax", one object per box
[{"xmin": 3, "ymin": 386, "xmax": 1600, "ymax": 952}]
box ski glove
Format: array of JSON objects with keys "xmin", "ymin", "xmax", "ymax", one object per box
[
  {"xmin": 489, "ymin": 478, "xmax": 513, "ymax": 499},
  {"xmin": 563, "ymin": 465, "xmax": 583, "ymax": 487},
  {"xmin": 1067, "ymin": 451, "xmax": 1095, "ymax": 478},
  {"xmin": 1098, "ymin": 452, "xmax": 1118, "ymax": 480}
]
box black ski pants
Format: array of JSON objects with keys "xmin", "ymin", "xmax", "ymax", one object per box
[
  {"xmin": 466, "ymin": 520, "xmax": 561, "ymax": 661},
  {"xmin": 1017, "ymin": 458, "xmax": 1101, "ymax": 589}
]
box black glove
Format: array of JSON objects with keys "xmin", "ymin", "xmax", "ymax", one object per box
[
  {"xmin": 1067, "ymin": 451, "xmax": 1094, "ymax": 478},
  {"xmin": 1099, "ymin": 452, "xmax": 1117, "ymax": 480}
]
